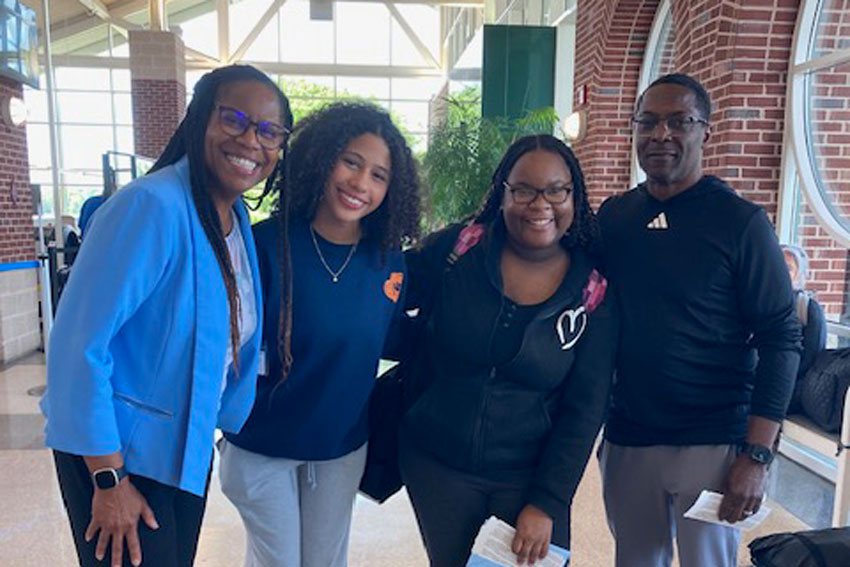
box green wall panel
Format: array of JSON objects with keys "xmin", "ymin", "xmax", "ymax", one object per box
[{"xmin": 482, "ymin": 24, "xmax": 555, "ymax": 120}]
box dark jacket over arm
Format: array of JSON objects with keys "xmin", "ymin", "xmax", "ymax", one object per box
[{"xmin": 528, "ymin": 292, "xmax": 617, "ymax": 520}]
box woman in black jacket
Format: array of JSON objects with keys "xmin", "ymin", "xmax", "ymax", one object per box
[
  {"xmin": 398, "ymin": 135, "xmax": 617, "ymax": 566},
  {"xmin": 782, "ymin": 244, "xmax": 827, "ymax": 413}
]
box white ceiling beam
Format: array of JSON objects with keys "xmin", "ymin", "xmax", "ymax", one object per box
[
  {"xmin": 42, "ymin": 54, "xmax": 443, "ymax": 78},
  {"xmin": 73, "ymin": 0, "xmax": 142, "ymax": 39},
  {"xmin": 349, "ymin": 0, "xmax": 483, "ymax": 5},
  {"xmin": 228, "ymin": 0, "xmax": 287, "ymax": 64},
  {"xmin": 217, "ymin": 0, "xmax": 230, "ymax": 63},
  {"xmin": 383, "ymin": 1, "xmax": 441, "ymax": 69},
  {"xmin": 185, "ymin": 46, "xmax": 221, "ymax": 65},
  {"xmin": 227, "ymin": 60, "xmax": 442, "ymax": 77},
  {"xmin": 76, "ymin": 0, "xmax": 110, "ymax": 21}
]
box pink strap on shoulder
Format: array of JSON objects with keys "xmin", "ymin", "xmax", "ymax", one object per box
[
  {"xmin": 582, "ymin": 269, "xmax": 608, "ymax": 314},
  {"xmin": 449, "ymin": 223, "xmax": 485, "ymax": 263}
]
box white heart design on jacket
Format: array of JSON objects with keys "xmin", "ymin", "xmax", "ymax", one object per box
[{"xmin": 556, "ymin": 306, "xmax": 587, "ymax": 350}]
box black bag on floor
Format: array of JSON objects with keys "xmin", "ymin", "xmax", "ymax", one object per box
[
  {"xmin": 800, "ymin": 348, "xmax": 850, "ymax": 433},
  {"xmin": 749, "ymin": 527, "xmax": 850, "ymax": 567}
]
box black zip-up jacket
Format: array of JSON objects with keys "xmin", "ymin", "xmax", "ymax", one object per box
[{"xmin": 398, "ymin": 220, "xmax": 617, "ymax": 523}]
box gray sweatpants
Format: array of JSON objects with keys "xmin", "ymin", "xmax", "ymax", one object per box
[
  {"xmin": 219, "ymin": 438, "xmax": 368, "ymax": 567},
  {"xmin": 598, "ymin": 441, "xmax": 740, "ymax": 567}
]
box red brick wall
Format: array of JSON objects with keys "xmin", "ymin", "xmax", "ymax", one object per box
[
  {"xmin": 672, "ymin": 0, "xmax": 798, "ymax": 219},
  {"xmin": 131, "ymin": 79, "xmax": 186, "ymax": 160},
  {"xmin": 573, "ymin": 0, "xmax": 850, "ymax": 317},
  {"xmin": 573, "ymin": 0, "xmax": 661, "ymax": 209},
  {"xmin": 0, "ymin": 76, "xmax": 34, "ymax": 263}
]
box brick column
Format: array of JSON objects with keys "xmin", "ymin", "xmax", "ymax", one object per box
[
  {"xmin": 0, "ymin": 75, "xmax": 40, "ymax": 362},
  {"xmin": 572, "ymin": 0, "xmax": 661, "ymax": 209},
  {"xmin": 129, "ymin": 30, "xmax": 186, "ymax": 160}
]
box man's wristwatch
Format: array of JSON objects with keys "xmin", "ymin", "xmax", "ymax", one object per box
[
  {"xmin": 739, "ymin": 442, "xmax": 774, "ymax": 466},
  {"xmin": 91, "ymin": 466, "xmax": 128, "ymax": 490}
]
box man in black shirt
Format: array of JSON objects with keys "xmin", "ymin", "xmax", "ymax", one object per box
[{"xmin": 597, "ymin": 73, "xmax": 801, "ymax": 567}]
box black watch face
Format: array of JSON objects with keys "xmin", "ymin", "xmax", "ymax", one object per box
[
  {"xmin": 750, "ymin": 446, "xmax": 772, "ymax": 464},
  {"xmin": 94, "ymin": 469, "xmax": 119, "ymax": 489}
]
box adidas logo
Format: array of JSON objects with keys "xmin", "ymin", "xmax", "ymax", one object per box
[{"xmin": 647, "ymin": 212, "xmax": 669, "ymax": 230}]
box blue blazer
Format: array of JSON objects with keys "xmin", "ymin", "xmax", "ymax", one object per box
[{"xmin": 41, "ymin": 157, "xmax": 262, "ymax": 496}]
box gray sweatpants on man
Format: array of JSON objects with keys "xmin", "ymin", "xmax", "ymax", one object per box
[
  {"xmin": 218, "ymin": 438, "xmax": 368, "ymax": 567},
  {"xmin": 598, "ymin": 441, "xmax": 741, "ymax": 567}
]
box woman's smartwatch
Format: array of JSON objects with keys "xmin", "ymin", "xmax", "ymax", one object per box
[
  {"xmin": 738, "ymin": 442, "xmax": 774, "ymax": 466},
  {"xmin": 91, "ymin": 466, "xmax": 128, "ymax": 490}
]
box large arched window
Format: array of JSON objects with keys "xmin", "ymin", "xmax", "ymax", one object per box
[
  {"xmin": 787, "ymin": 0, "xmax": 850, "ymax": 247},
  {"xmin": 631, "ymin": 0, "xmax": 676, "ymax": 186}
]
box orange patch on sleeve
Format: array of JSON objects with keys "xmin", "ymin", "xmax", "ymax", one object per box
[{"xmin": 383, "ymin": 272, "xmax": 404, "ymax": 303}]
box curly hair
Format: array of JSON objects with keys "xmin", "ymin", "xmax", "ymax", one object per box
[
  {"xmin": 271, "ymin": 101, "xmax": 422, "ymax": 382},
  {"xmin": 278, "ymin": 101, "xmax": 421, "ymax": 250},
  {"xmin": 151, "ymin": 64, "xmax": 292, "ymax": 377},
  {"xmin": 475, "ymin": 134, "xmax": 600, "ymax": 256}
]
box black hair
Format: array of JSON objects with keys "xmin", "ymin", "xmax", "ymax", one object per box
[
  {"xmin": 150, "ymin": 64, "xmax": 293, "ymax": 376},
  {"xmin": 476, "ymin": 134, "xmax": 600, "ymax": 256},
  {"xmin": 272, "ymin": 101, "xmax": 421, "ymax": 381},
  {"xmin": 638, "ymin": 72, "xmax": 712, "ymax": 122}
]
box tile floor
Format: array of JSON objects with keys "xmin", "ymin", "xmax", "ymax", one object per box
[{"xmin": 0, "ymin": 351, "xmax": 811, "ymax": 566}]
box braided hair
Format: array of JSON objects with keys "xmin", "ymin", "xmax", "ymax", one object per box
[
  {"xmin": 271, "ymin": 101, "xmax": 422, "ymax": 382},
  {"xmin": 476, "ymin": 134, "xmax": 600, "ymax": 256},
  {"xmin": 151, "ymin": 64, "xmax": 293, "ymax": 376}
]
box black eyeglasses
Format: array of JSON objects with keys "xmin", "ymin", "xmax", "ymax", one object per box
[
  {"xmin": 504, "ymin": 181, "xmax": 573, "ymax": 205},
  {"xmin": 216, "ymin": 104, "xmax": 290, "ymax": 149},
  {"xmin": 631, "ymin": 114, "xmax": 709, "ymax": 134}
]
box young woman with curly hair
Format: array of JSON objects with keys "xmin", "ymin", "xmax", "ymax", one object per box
[
  {"xmin": 398, "ymin": 134, "xmax": 616, "ymax": 566},
  {"xmin": 219, "ymin": 101, "xmax": 421, "ymax": 567},
  {"xmin": 42, "ymin": 64, "xmax": 292, "ymax": 567}
]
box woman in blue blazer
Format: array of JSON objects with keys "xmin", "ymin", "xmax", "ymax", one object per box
[{"xmin": 40, "ymin": 65, "xmax": 292, "ymax": 567}]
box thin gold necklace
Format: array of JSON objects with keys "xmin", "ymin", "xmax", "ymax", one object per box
[{"xmin": 310, "ymin": 225, "xmax": 358, "ymax": 283}]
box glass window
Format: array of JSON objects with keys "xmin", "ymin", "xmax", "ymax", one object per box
[
  {"xmin": 242, "ymin": 12, "xmax": 279, "ymax": 63},
  {"xmin": 279, "ymin": 1, "xmax": 335, "ymax": 64},
  {"xmin": 113, "ymin": 93, "xmax": 133, "ymax": 125},
  {"xmin": 783, "ymin": 0, "xmax": 850, "ymax": 321},
  {"xmin": 336, "ymin": 76, "xmax": 390, "ymax": 100},
  {"xmin": 336, "ymin": 2, "xmax": 390, "ymax": 65},
  {"xmin": 175, "ymin": 10, "xmax": 218, "ymax": 59},
  {"xmin": 116, "ymin": 126, "xmax": 135, "ymax": 155},
  {"xmin": 804, "ymin": 61, "xmax": 850, "ymax": 231},
  {"xmin": 391, "ymin": 77, "xmax": 444, "ymax": 100},
  {"xmin": 648, "ymin": 9, "xmax": 676, "ymax": 81},
  {"xmin": 65, "ymin": 186, "xmax": 102, "ymax": 218},
  {"xmin": 110, "ymin": 41, "xmax": 130, "ymax": 58},
  {"xmin": 22, "ymin": 86, "xmax": 47, "ymax": 122},
  {"xmin": 811, "ymin": 0, "xmax": 850, "ymax": 58},
  {"xmin": 28, "ymin": 167, "xmax": 52, "ymax": 186},
  {"xmin": 230, "ymin": 0, "xmax": 277, "ymax": 56},
  {"xmin": 391, "ymin": 100, "xmax": 429, "ymax": 133},
  {"xmin": 25, "ymin": 123, "xmax": 51, "ymax": 169},
  {"xmin": 38, "ymin": 184, "xmax": 54, "ymax": 216},
  {"xmin": 110, "ymin": 69, "xmax": 131, "ymax": 92},
  {"xmin": 61, "ymin": 125, "xmax": 115, "ymax": 170},
  {"xmin": 185, "ymin": 70, "xmax": 206, "ymax": 96},
  {"xmin": 632, "ymin": 0, "xmax": 675, "ymax": 186},
  {"xmin": 57, "ymin": 91, "xmax": 113, "ymax": 124},
  {"xmin": 390, "ymin": 5, "xmax": 439, "ymax": 67},
  {"xmin": 54, "ymin": 67, "xmax": 112, "ymax": 91}
]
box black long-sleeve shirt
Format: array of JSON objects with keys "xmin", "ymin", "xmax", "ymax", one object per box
[{"xmin": 598, "ymin": 176, "xmax": 802, "ymax": 446}]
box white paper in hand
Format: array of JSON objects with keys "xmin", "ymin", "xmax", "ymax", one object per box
[
  {"xmin": 467, "ymin": 516, "xmax": 569, "ymax": 567},
  {"xmin": 683, "ymin": 490, "xmax": 771, "ymax": 531}
]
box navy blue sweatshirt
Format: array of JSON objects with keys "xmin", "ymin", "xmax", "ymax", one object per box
[
  {"xmin": 598, "ymin": 176, "xmax": 802, "ymax": 446},
  {"xmin": 225, "ymin": 216, "xmax": 405, "ymax": 460}
]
